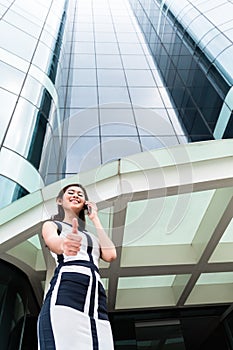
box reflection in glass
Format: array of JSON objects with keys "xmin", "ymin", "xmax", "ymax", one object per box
[
  {"xmin": 40, "ymin": 130, "xmax": 61, "ymax": 184},
  {"xmin": 101, "ymin": 122, "xmax": 137, "ymax": 136},
  {"xmin": 4, "ymin": 9, "xmax": 41, "ymax": 37},
  {"xmin": 0, "ymin": 88, "xmax": 18, "ymax": 144},
  {"xmin": 98, "ymin": 69, "xmax": 126, "ymax": 86},
  {"xmin": 68, "ymin": 86, "xmax": 98, "ymax": 108},
  {"xmin": 130, "ymin": 87, "xmax": 164, "ymax": 108},
  {"xmin": 0, "ymin": 175, "xmax": 28, "ymax": 210},
  {"xmin": 73, "ymin": 42, "xmax": 95, "ymax": 54},
  {"xmin": 69, "ymin": 69, "xmax": 97, "ymax": 86},
  {"xmin": 0, "ymin": 20, "xmax": 36, "ymax": 60},
  {"xmin": 101, "ymin": 136, "xmax": 141, "ymax": 163},
  {"xmin": 66, "ymin": 108, "xmax": 99, "ymax": 136},
  {"xmin": 20, "ymin": 75, "xmax": 46, "ymax": 108},
  {"xmin": 72, "ymin": 54, "xmax": 96, "ymax": 69},
  {"xmin": 125, "ymin": 69, "xmax": 155, "ymax": 86},
  {"xmin": 119, "ymin": 42, "xmax": 144, "ymax": 54},
  {"xmin": 96, "ymin": 54, "xmax": 122, "ymax": 69},
  {"xmin": 4, "ymin": 91, "xmax": 57, "ymax": 171},
  {"xmin": 141, "ymin": 135, "xmax": 180, "ymax": 150},
  {"xmin": 0, "ymin": 60, "xmax": 25, "ymax": 95},
  {"xmin": 122, "ymin": 54, "xmax": 149, "ymax": 69},
  {"xmin": 98, "ymin": 87, "xmax": 130, "ymax": 105},
  {"xmin": 32, "ymin": 41, "xmax": 54, "ymax": 72},
  {"xmin": 100, "ymin": 108, "xmax": 135, "ymax": 128},
  {"xmin": 66, "ymin": 136, "xmax": 101, "ymax": 173},
  {"xmin": 95, "ymin": 42, "xmax": 119, "ymax": 54},
  {"xmin": 95, "ymin": 32, "xmax": 117, "ymax": 42},
  {"xmin": 134, "ymin": 108, "xmax": 175, "ymax": 135}
]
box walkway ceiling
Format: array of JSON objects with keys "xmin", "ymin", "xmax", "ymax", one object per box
[{"xmin": 0, "ymin": 139, "xmax": 233, "ymax": 314}]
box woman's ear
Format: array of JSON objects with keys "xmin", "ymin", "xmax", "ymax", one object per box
[{"xmin": 57, "ymin": 198, "xmax": 63, "ymax": 205}]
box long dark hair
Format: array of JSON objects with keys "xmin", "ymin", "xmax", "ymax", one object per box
[{"xmin": 52, "ymin": 183, "xmax": 89, "ymax": 230}]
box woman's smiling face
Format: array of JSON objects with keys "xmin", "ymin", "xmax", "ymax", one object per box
[{"xmin": 59, "ymin": 186, "xmax": 86, "ymax": 213}]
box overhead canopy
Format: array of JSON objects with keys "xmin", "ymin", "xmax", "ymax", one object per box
[{"xmin": 0, "ymin": 139, "xmax": 233, "ymax": 312}]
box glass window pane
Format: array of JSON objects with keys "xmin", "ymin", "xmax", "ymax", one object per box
[
  {"xmin": 12, "ymin": 0, "xmax": 49, "ymax": 22},
  {"xmin": 96, "ymin": 54, "xmax": 122, "ymax": 69},
  {"xmin": 102, "ymin": 136, "xmax": 141, "ymax": 163},
  {"xmin": 4, "ymin": 9, "xmax": 41, "ymax": 37},
  {"xmin": 95, "ymin": 32, "xmax": 117, "ymax": 43},
  {"xmin": 68, "ymin": 87, "xmax": 98, "ymax": 108},
  {"xmin": 40, "ymin": 127, "xmax": 60, "ymax": 182},
  {"xmin": 0, "ymin": 88, "xmax": 17, "ymax": 144},
  {"xmin": 75, "ymin": 23, "xmax": 93, "ymax": 31},
  {"xmin": 94, "ymin": 23, "xmax": 114, "ymax": 32},
  {"xmin": 129, "ymin": 87, "xmax": 164, "ymax": 108},
  {"xmin": 93, "ymin": 15, "xmax": 112, "ymax": 24},
  {"xmin": 125, "ymin": 69, "xmax": 155, "ymax": 87},
  {"xmin": 0, "ymin": 147, "xmax": 43, "ymax": 191},
  {"xmin": 207, "ymin": 3, "xmax": 233, "ymax": 26},
  {"xmin": 98, "ymin": 87, "xmax": 130, "ymax": 105},
  {"xmin": 0, "ymin": 61, "xmax": 25, "ymax": 94},
  {"xmin": 69, "ymin": 69, "xmax": 97, "ymax": 86},
  {"xmin": 66, "ymin": 108, "xmax": 99, "ymax": 136},
  {"xmin": 116, "ymin": 32, "xmax": 140, "ymax": 43},
  {"xmin": 20, "ymin": 75, "xmax": 46, "ymax": 108},
  {"xmin": 72, "ymin": 54, "xmax": 96, "ymax": 69},
  {"xmin": 100, "ymin": 108, "xmax": 137, "ymax": 136},
  {"xmin": 72, "ymin": 42, "xmax": 95, "ymax": 54},
  {"xmin": 97, "ymin": 69, "xmax": 126, "ymax": 86},
  {"xmin": 95, "ymin": 42, "xmax": 119, "ymax": 54},
  {"xmin": 101, "ymin": 123, "xmax": 137, "ymax": 136},
  {"xmin": 0, "ymin": 4, "xmax": 7, "ymax": 17},
  {"xmin": 141, "ymin": 135, "xmax": 180, "ymax": 150},
  {"xmin": 3, "ymin": 98, "xmax": 40, "ymax": 157},
  {"xmin": 134, "ymin": 108, "xmax": 175, "ymax": 135},
  {"xmin": 215, "ymin": 46, "xmax": 233, "ymax": 84},
  {"xmin": 32, "ymin": 41, "xmax": 54, "ymax": 72},
  {"xmin": 122, "ymin": 55, "xmax": 150, "ymax": 69},
  {"xmin": 119, "ymin": 43, "xmax": 144, "ymax": 54},
  {"xmin": 114, "ymin": 23, "xmax": 135, "ymax": 32},
  {"xmin": 0, "ymin": 20, "xmax": 36, "ymax": 60},
  {"xmin": 0, "ymin": 175, "xmax": 28, "ymax": 210},
  {"xmin": 66, "ymin": 136, "xmax": 101, "ymax": 173},
  {"xmin": 75, "ymin": 32, "xmax": 94, "ymax": 42},
  {"xmin": 206, "ymin": 33, "xmax": 231, "ymax": 59},
  {"xmin": 40, "ymin": 29, "xmax": 57, "ymax": 50}
]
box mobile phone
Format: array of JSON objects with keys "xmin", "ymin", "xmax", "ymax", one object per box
[{"xmin": 84, "ymin": 203, "xmax": 92, "ymax": 215}]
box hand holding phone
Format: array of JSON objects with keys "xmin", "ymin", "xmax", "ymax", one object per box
[{"xmin": 84, "ymin": 203, "xmax": 92, "ymax": 215}]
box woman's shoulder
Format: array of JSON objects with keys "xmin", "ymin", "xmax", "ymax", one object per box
[{"xmin": 43, "ymin": 220, "xmax": 62, "ymax": 233}]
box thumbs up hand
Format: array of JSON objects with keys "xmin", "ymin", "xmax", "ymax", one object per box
[
  {"xmin": 72, "ymin": 217, "xmax": 78, "ymax": 234},
  {"xmin": 62, "ymin": 218, "xmax": 82, "ymax": 256}
]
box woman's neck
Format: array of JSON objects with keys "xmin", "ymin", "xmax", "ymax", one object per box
[{"xmin": 63, "ymin": 211, "xmax": 78, "ymax": 225}]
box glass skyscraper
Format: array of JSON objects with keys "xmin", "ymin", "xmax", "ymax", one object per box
[{"xmin": 0, "ymin": 0, "xmax": 233, "ymax": 348}]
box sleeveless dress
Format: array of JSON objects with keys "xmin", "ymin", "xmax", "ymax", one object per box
[{"xmin": 38, "ymin": 221, "xmax": 114, "ymax": 350}]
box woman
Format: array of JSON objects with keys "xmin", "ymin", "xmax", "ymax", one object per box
[{"xmin": 38, "ymin": 183, "xmax": 117, "ymax": 350}]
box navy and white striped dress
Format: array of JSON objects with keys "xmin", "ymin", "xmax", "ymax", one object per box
[{"xmin": 38, "ymin": 221, "xmax": 114, "ymax": 350}]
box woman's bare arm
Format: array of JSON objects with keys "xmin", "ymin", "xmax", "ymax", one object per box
[{"xmin": 42, "ymin": 219, "xmax": 81, "ymax": 256}]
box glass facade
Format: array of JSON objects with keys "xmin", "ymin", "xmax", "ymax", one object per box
[
  {"xmin": 0, "ymin": 0, "xmax": 70, "ymax": 207},
  {"xmin": 59, "ymin": 0, "xmax": 186, "ymax": 179},
  {"xmin": 129, "ymin": 0, "xmax": 233, "ymax": 142},
  {"xmin": 0, "ymin": 0, "xmax": 189, "ymax": 208}
]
